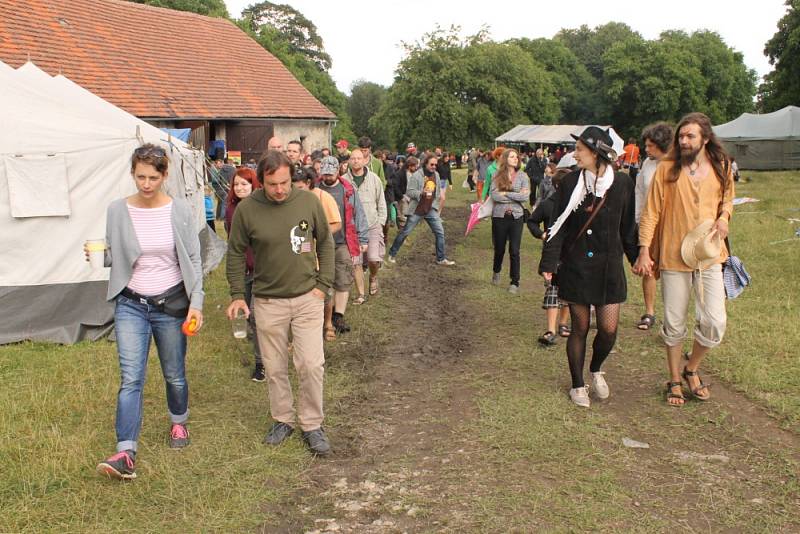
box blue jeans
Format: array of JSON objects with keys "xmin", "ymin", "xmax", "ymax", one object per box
[
  {"xmin": 113, "ymin": 295, "xmax": 188, "ymax": 452},
  {"xmin": 389, "ymin": 209, "xmax": 446, "ymax": 261}
]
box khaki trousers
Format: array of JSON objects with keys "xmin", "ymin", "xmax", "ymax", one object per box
[
  {"xmin": 254, "ymin": 290, "xmax": 325, "ymax": 431},
  {"xmin": 660, "ymin": 264, "xmax": 727, "ymax": 349}
]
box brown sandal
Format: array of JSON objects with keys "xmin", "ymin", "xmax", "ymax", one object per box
[
  {"xmin": 369, "ymin": 278, "xmax": 379, "ymax": 296},
  {"xmin": 682, "ymin": 368, "xmax": 711, "ymax": 401},
  {"xmin": 352, "ymin": 295, "xmax": 366, "ymax": 305},
  {"xmin": 665, "ymin": 381, "xmax": 685, "ymax": 406}
]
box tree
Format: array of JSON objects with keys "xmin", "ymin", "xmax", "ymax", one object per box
[
  {"xmin": 373, "ymin": 26, "xmax": 559, "ymax": 150},
  {"xmin": 602, "ymin": 30, "xmax": 756, "ymax": 138},
  {"xmin": 348, "ymin": 81, "xmax": 389, "ymax": 146},
  {"xmin": 555, "ymin": 22, "xmax": 642, "ymax": 80},
  {"xmin": 242, "ymin": 2, "xmax": 331, "ymax": 72},
  {"xmin": 237, "ymin": 8, "xmax": 354, "ymax": 141},
  {"xmin": 506, "ymin": 37, "xmax": 598, "ymax": 123},
  {"xmin": 128, "ymin": 0, "xmax": 228, "ymax": 17},
  {"xmin": 758, "ymin": 0, "xmax": 800, "ymax": 112}
]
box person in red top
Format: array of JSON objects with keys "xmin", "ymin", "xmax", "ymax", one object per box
[{"xmin": 224, "ymin": 167, "xmax": 264, "ymax": 382}]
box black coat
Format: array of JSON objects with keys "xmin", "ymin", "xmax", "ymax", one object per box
[{"xmin": 539, "ymin": 170, "xmax": 638, "ymax": 305}]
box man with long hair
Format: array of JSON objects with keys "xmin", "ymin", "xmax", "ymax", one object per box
[{"xmin": 634, "ymin": 112, "xmax": 734, "ymax": 407}]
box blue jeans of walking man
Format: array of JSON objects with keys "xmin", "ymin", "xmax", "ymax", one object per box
[
  {"xmin": 389, "ymin": 209, "xmax": 446, "ymax": 261},
  {"xmin": 114, "ymin": 295, "xmax": 189, "ymax": 453}
]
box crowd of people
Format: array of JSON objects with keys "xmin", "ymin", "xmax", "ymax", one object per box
[{"xmin": 90, "ymin": 110, "xmax": 734, "ymax": 480}]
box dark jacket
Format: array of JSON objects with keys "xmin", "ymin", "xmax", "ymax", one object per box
[
  {"xmin": 539, "ymin": 170, "xmax": 638, "ymax": 305},
  {"xmin": 437, "ymin": 159, "xmax": 452, "ymax": 185},
  {"xmin": 388, "ymin": 165, "xmax": 409, "ymax": 203},
  {"xmin": 526, "ymin": 192, "xmax": 556, "ymax": 240},
  {"xmin": 525, "ymin": 156, "xmax": 548, "ymax": 203}
]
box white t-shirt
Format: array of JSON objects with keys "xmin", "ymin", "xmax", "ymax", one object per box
[{"xmin": 126, "ymin": 202, "xmax": 183, "ymax": 295}]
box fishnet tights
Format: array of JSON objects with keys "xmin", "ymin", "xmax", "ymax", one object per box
[{"xmin": 566, "ymin": 303, "xmax": 620, "ymax": 388}]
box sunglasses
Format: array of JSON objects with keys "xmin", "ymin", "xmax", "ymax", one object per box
[{"xmin": 134, "ymin": 146, "xmax": 167, "ymax": 158}]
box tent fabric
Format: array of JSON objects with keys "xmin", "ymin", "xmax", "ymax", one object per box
[
  {"xmin": 161, "ymin": 128, "xmax": 192, "ymax": 143},
  {"xmin": 495, "ymin": 124, "xmax": 625, "ymax": 158},
  {"xmin": 714, "ymin": 106, "xmax": 800, "ymax": 170},
  {"xmin": 0, "ymin": 60, "xmax": 212, "ymax": 344},
  {"xmin": 713, "ymin": 106, "xmax": 800, "ymax": 141}
]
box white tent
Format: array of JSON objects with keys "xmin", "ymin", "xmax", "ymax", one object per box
[
  {"xmin": 0, "ymin": 60, "xmax": 209, "ymax": 344},
  {"xmin": 713, "ymin": 106, "xmax": 800, "ymax": 170},
  {"xmin": 495, "ymin": 124, "xmax": 625, "ymax": 159}
]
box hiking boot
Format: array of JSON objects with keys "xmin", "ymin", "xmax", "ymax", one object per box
[
  {"xmin": 97, "ymin": 450, "xmax": 136, "ymax": 480},
  {"xmin": 491, "ymin": 272, "xmax": 501, "ymax": 285},
  {"xmin": 169, "ymin": 423, "xmax": 190, "ymax": 449},
  {"xmin": 591, "ymin": 371, "xmax": 610, "ymax": 399},
  {"xmin": 569, "ymin": 386, "xmax": 591, "ymax": 408},
  {"xmin": 386, "ymin": 254, "xmax": 396, "ymax": 264},
  {"xmin": 264, "ymin": 422, "xmax": 294, "ymax": 446},
  {"xmin": 508, "ymin": 284, "xmax": 519, "ymax": 295},
  {"xmin": 251, "ymin": 364, "xmax": 266, "ymax": 382},
  {"xmin": 537, "ymin": 331, "xmax": 557, "ymax": 346},
  {"xmin": 302, "ymin": 427, "xmax": 331, "ymax": 456},
  {"xmin": 332, "ymin": 313, "xmax": 350, "ymax": 334},
  {"xmin": 436, "ymin": 258, "xmax": 455, "ymax": 266}
]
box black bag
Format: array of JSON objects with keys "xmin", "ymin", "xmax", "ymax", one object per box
[{"xmin": 160, "ymin": 288, "xmax": 190, "ymax": 318}]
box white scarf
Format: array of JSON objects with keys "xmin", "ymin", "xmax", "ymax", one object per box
[{"xmin": 547, "ymin": 165, "xmax": 615, "ymax": 242}]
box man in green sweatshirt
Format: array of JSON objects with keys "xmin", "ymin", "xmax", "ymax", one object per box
[{"xmin": 226, "ymin": 150, "xmax": 335, "ymax": 456}]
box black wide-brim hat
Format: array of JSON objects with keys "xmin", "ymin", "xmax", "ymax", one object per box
[{"xmin": 570, "ymin": 126, "xmax": 616, "ymax": 162}]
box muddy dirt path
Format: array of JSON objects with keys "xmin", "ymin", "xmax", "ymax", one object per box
[{"xmin": 265, "ymin": 203, "xmax": 799, "ymax": 533}]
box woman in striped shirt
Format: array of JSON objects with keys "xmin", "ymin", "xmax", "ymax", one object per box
[{"xmin": 94, "ymin": 144, "xmax": 204, "ymax": 480}]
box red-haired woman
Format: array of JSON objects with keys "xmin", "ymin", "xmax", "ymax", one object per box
[
  {"xmin": 224, "ymin": 167, "xmax": 264, "ymax": 382},
  {"xmin": 489, "ymin": 148, "xmax": 530, "ymax": 294}
]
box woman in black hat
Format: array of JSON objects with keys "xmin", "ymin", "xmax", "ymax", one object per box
[{"xmin": 539, "ymin": 126, "xmax": 638, "ymax": 408}]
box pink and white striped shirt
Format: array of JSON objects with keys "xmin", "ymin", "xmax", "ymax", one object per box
[{"xmin": 126, "ymin": 202, "xmax": 183, "ymax": 295}]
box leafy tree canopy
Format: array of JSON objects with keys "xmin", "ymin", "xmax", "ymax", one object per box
[
  {"xmin": 128, "ymin": 0, "xmax": 228, "ymax": 17},
  {"xmin": 348, "ymin": 81, "xmax": 389, "ymax": 147},
  {"xmin": 758, "ymin": 0, "xmax": 800, "ymax": 111},
  {"xmin": 374, "ymin": 26, "xmax": 559, "ymax": 150}
]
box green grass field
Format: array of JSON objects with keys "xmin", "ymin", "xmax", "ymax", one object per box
[{"xmin": 1, "ymin": 169, "xmax": 798, "ymax": 531}]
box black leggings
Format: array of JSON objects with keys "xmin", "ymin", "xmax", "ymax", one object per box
[
  {"xmin": 491, "ymin": 216, "xmax": 523, "ymax": 285},
  {"xmin": 566, "ymin": 303, "xmax": 620, "ymax": 388}
]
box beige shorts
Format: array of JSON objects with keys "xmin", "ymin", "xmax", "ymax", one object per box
[
  {"xmin": 333, "ymin": 244, "xmax": 355, "ymax": 291},
  {"xmin": 363, "ymin": 223, "xmax": 385, "ymax": 263}
]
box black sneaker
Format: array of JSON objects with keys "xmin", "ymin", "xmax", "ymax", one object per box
[
  {"xmin": 332, "ymin": 313, "xmax": 350, "ymax": 334},
  {"xmin": 538, "ymin": 331, "xmax": 557, "ymax": 346},
  {"xmin": 251, "ymin": 364, "xmax": 266, "ymax": 382},
  {"xmin": 264, "ymin": 422, "xmax": 294, "ymax": 446},
  {"xmin": 169, "ymin": 423, "xmax": 190, "ymax": 449},
  {"xmin": 97, "ymin": 450, "xmax": 136, "ymax": 480},
  {"xmin": 302, "ymin": 427, "xmax": 331, "ymax": 456}
]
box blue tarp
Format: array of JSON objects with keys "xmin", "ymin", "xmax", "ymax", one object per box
[{"xmin": 160, "ymin": 128, "xmax": 191, "ymax": 143}]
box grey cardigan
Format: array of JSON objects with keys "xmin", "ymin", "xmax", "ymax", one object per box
[
  {"xmin": 490, "ymin": 171, "xmax": 531, "ymax": 219},
  {"xmin": 104, "ymin": 197, "xmax": 204, "ymax": 310},
  {"xmin": 405, "ymin": 169, "xmax": 442, "ymax": 214}
]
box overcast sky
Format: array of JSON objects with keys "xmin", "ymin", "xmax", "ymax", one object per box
[{"xmin": 224, "ymin": 0, "xmax": 788, "ymax": 95}]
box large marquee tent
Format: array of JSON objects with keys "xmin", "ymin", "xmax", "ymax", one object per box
[
  {"xmin": 0, "ymin": 60, "xmax": 213, "ymax": 344},
  {"xmin": 495, "ymin": 124, "xmax": 626, "ymax": 157},
  {"xmin": 713, "ymin": 106, "xmax": 800, "ymax": 170}
]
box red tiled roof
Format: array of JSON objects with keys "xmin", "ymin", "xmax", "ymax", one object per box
[{"xmin": 0, "ymin": 0, "xmax": 336, "ymax": 120}]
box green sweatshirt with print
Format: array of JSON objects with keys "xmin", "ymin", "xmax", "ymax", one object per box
[{"xmin": 227, "ymin": 188, "xmax": 334, "ymax": 300}]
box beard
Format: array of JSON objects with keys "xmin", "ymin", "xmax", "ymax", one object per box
[{"xmin": 680, "ymin": 146, "xmax": 702, "ymax": 165}]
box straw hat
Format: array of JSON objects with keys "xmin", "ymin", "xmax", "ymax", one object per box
[{"xmin": 681, "ymin": 220, "xmax": 722, "ymax": 270}]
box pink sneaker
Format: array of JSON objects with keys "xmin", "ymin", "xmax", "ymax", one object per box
[
  {"xmin": 169, "ymin": 423, "xmax": 190, "ymax": 449},
  {"xmin": 97, "ymin": 450, "xmax": 136, "ymax": 480}
]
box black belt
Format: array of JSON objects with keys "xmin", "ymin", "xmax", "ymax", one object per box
[{"xmin": 121, "ymin": 282, "xmax": 184, "ymax": 306}]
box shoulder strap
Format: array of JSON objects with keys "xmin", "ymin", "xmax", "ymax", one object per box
[
  {"xmin": 567, "ymin": 194, "xmax": 608, "ymax": 253},
  {"xmin": 718, "ymin": 159, "xmax": 732, "ymax": 255}
]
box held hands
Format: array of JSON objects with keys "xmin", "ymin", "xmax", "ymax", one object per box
[
  {"xmin": 632, "ymin": 247, "xmax": 654, "ymax": 277},
  {"xmin": 226, "ymin": 299, "xmax": 250, "ymax": 320},
  {"xmin": 360, "ymin": 244, "xmax": 368, "ymax": 253},
  {"xmin": 542, "ymin": 272, "xmax": 552, "ymax": 282}
]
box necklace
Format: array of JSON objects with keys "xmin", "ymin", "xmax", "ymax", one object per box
[{"xmin": 688, "ymin": 162, "xmax": 700, "ymax": 176}]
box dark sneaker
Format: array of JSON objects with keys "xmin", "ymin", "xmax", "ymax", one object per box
[
  {"xmin": 302, "ymin": 427, "xmax": 331, "ymax": 456},
  {"xmin": 169, "ymin": 423, "xmax": 190, "ymax": 449},
  {"xmin": 332, "ymin": 313, "xmax": 351, "ymax": 334},
  {"xmin": 97, "ymin": 450, "xmax": 136, "ymax": 480},
  {"xmin": 251, "ymin": 364, "xmax": 266, "ymax": 382},
  {"xmin": 264, "ymin": 422, "xmax": 294, "ymax": 446},
  {"xmin": 538, "ymin": 331, "xmax": 557, "ymax": 346}
]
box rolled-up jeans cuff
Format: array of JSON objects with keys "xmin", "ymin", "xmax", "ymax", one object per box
[
  {"xmin": 117, "ymin": 440, "xmax": 137, "ymax": 453},
  {"xmin": 169, "ymin": 409, "xmax": 189, "ymax": 425}
]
